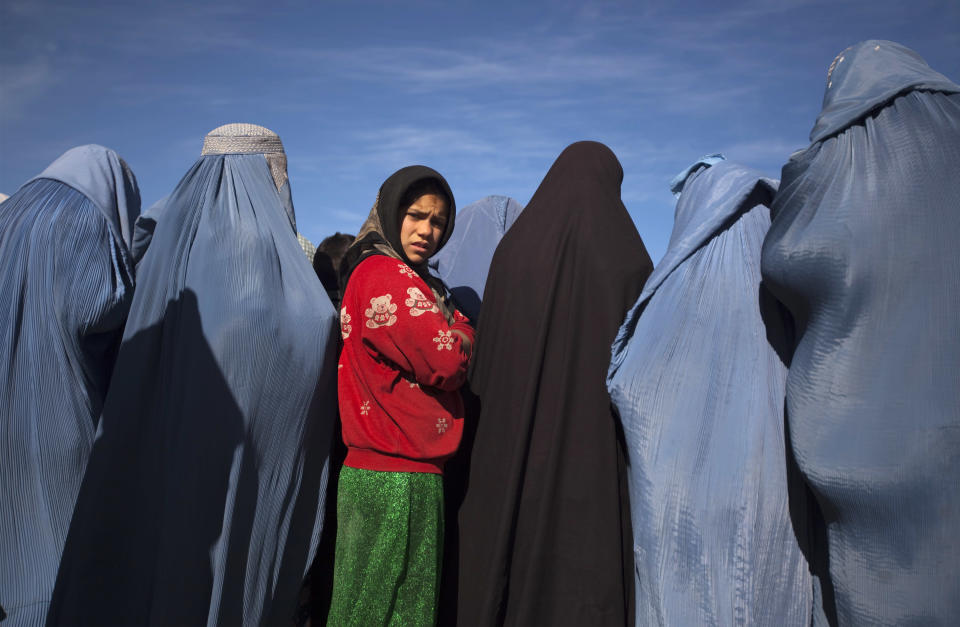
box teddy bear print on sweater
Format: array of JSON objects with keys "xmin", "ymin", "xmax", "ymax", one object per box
[
  {"xmin": 365, "ymin": 294, "xmax": 398, "ymax": 328},
  {"xmin": 405, "ymin": 287, "xmax": 440, "ymax": 317}
]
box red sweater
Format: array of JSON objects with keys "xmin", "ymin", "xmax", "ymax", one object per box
[{"xmin": 338, "ymin": 254, "xmax": 474, "ymax": 474}]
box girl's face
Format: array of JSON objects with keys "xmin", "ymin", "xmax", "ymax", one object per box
[{"xmin": 399, "ymin": 193, "xmax": 448, "ymax": 264}]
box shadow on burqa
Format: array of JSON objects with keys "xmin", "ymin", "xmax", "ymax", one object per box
[{"xmin": 49, "ymin": 289, "xmax": 331, "ymax": 626}]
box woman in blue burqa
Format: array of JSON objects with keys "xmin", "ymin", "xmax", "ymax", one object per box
[
  {"xmin": 606, "ymin": 155, "xmax": 812, "ymax": 625},
  {"xmin": 0, "ymin": 145, "xmax": 140, "ymax": 626},
  {"xmin": 47, "ymin": 124, "xmax": 339, "ymax": 626},
  {"xmin": 428, "ymin": 195, "xmax": 523, "ymax": 322},
  {"xmin": 761, "ymin": 41, "xmax": 960, "ymax": 625}
]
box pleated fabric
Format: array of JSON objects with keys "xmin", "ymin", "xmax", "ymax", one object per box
[
  {"xmin": 28, "ymin": 144, "xmax": 141, "ymax": 252},
  {"xmin": 0, "ymin": 146, "xmax": 140, "ymax": 627},
  {"xmin": 428, "ymin": 195, "xmax": 523, "ymax": 322},
  {"xmin": 761, "ymin": 40, "xmax": 960, "ymax": 625},
  {"xmin": 606, "ymin": 158, "xmax": 813, "ymax": 626},
  {"xmin": 456, "ymin": 142, "xmax": 652, "ymax": 626},
  {"xmin": 47, "ymin": 151, "xmax": 339, "ymax": 626},
  {"xmin": 130, "ymin": 195, "xmax": 166, "ymax": 268}
]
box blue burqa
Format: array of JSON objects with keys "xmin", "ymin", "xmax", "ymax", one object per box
[
  {"xmin": 47, "ymin": 136, "xmax": 338, "ymax": 626},
  {"xmin": 607, "ymin": 158, "xmax": 812, "ymax": 625},
  {"xmin": 427, "ymin": 195, "xmax": 523, "ymax": 321},
  {"xmin": 130, "ymin": 194, "xmax": 167, "ymax": 267},
  {"xmin": 761, "ymin": 41, "xmax": 960, "ymax": 625},
  {"xmin": 0, "ymin": 145, "xmax": 140, "ymax": 626}
]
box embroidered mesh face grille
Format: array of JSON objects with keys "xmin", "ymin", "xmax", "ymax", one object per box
[{"xmin": 201, "ymin": 123, "xmax": 288, "ymax": 190}]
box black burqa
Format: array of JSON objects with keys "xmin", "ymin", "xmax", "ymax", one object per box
[{"xmin": 455, "ymin": 142, "xmax": 652, "ymax": 626}]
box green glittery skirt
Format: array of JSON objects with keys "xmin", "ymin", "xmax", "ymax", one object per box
[{"xmin": 326, "ymin": 465, "xmax": 444, "ymax": 626}]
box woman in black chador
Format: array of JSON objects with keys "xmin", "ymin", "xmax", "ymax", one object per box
[{"xmin": 455, "ymin": 141, "xmax": 653, "ymax": 626}]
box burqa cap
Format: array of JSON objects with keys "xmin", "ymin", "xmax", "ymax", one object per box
[
  {"xmin": 29, "ymin": 144, "xmax": 141, "ymax": 253},
  {"xmin": 811, "ymin": 40, "xmax": 960, "ymax": 143},
  {"xmin": 201, "ymin": 122, "xmax": 296, "ymax": 229},
  {"xmin": 202, "ymin": 123, "xmax": 289, "ymax": 192}
]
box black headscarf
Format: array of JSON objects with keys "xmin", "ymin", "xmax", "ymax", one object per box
[
  {"xmin": 454, "ymin": 141, "xmax": 653, "ymax": 626},
  {"xmin": 340, "ymin": 165, "xmax": 457, "ymax": 320}
]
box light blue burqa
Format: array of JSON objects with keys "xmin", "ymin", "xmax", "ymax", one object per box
[
  {"xmin": 761, "ymin": 41, "xmax": 960, "ymax": 625},
  {"xmin": 428, "ymin": 195, "xmax": 523, "ymax": 321},
  {"xmin": 130, "ymin": 194, "xmax": 167, "ymax": 267},
  {"xmin": 0, "ymin": 145, "xmax": 140, "ymax": 626},
  {"xmin": 607, "ymin": 158, "xmax": 812, "ymax": 625},
  {"xmin": 48, "ymin": 128, "xmax": 338, "ymax": 626}
]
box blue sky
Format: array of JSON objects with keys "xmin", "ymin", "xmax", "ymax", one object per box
[{"xmin": 1, "ymin": 0, "xmax": 957, "ymax": 262}]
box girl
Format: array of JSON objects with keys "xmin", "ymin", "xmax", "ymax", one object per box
[{"xmin": 329, "ymin": 166, "xmax": 473, "ymax": 626}]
